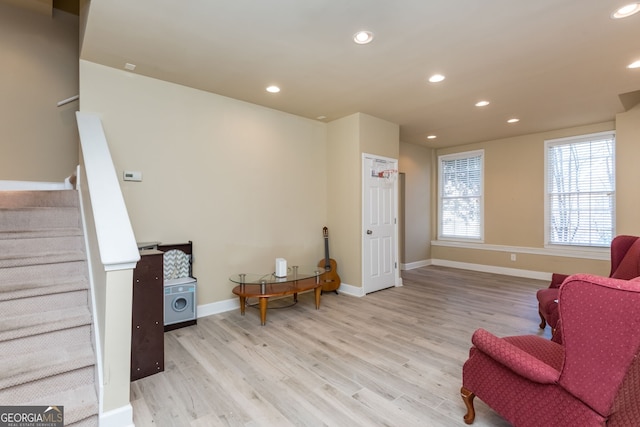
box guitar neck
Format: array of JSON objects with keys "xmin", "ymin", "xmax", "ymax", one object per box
[{"xmin": 324, "ymin": 237, "xmax": 330, "ymax": 269}]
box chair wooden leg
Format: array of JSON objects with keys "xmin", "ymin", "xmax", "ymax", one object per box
[
  {"xmin": 460, "ymin": 386, "xmax": 476, "ymax": 424},
  {"xmin": 538, "ymin": 310, "xmax": 547, "ymax": 329}
]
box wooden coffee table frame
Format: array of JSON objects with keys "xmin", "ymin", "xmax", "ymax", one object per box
[{"xmin": 232, "ymin": 275, "xmax": 323, "ymax": 325}]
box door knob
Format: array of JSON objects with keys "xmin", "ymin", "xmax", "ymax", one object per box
[{"xmin": 366, "ymin": 230, "xmax": 373, "ymax": 234}]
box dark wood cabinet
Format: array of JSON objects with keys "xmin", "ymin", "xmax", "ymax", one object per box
[{"xmin": 131, "ymin": 249, "xmax": 164, "ymax": 381}]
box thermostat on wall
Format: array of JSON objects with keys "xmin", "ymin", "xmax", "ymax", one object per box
[{"xmin": 123, "ymin": 171, "xmax": 142, "ymax": 182}]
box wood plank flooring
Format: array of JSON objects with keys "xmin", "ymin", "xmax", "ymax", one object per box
[{"xmin": 131, "ymin": 266, "xmax": 551, "ymax": 426}]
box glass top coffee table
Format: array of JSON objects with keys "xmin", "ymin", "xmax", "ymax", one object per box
[{"xmin": 229, "ymin": 266, "xmax": 325, "ymax": 325}]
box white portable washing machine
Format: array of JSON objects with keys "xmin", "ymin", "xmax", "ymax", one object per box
[{"xmin": 164, "ymin": 276, "xmax": 197, "ymax": 327}]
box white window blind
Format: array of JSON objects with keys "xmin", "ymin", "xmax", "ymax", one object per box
[
  {"xmin": 546, "ymin": 131, "xmax": 615, "ymax": 247},
  {"xmin": 439, "ymin": 150, "xmax": 484, "ymax": 240}
]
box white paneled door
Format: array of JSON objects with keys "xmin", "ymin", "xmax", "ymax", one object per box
[{"xmin": 362, "ymin": 154, "xmax": 399, "ymax": 294}]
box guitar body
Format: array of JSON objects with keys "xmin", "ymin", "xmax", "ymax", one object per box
[
  {"xmin": 318, "ymin": 257, "xmax": 341, "ymax": 292},
  {"xmin": 319, "ymin": 227, "xmax": 341, "ymax": 293}
]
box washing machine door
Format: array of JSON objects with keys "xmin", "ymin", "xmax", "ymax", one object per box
[
  {"xmin": 164, "ymin": 282, "xmax": 196, "ymax": 325},
  {"xmin": 172, "ymin": 295, "xmax": 189, "ymax": 312}
]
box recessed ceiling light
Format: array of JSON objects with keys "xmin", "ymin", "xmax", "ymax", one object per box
[
  {"xmin": 353, "ymin": 31, "xmax": 374, "ymax": 44},
  {"xmin": 316, "ymin": 115, "xmax": 327, "ymax": 120},
  {"xmin": 628, "ymin": 60, "xmax": 640, "ymax": 69},
  {"xmin": 475, "ymin": 100, "xmax": 490, "ymax": 107},
  {"xmin": 507, "ymin": 118, "xmax": 520, "ymax": 124},
  {"xmin": 124, "ymin": 63, "xmax": 136, "ymax": 71},
  {"xmin": 427, "ymin": 135, "xmax": 437, "ymax": 140},
  {"xmin": 428, "ymin": 74, "xmax": 445, "ymax": 83},
  {"xmin": 612, "ymin": 3, "xmax": 640, "ymax": 18},
  {"xmin": 266, "ymin": 85, "xmax": 280, "ymax": 93}
]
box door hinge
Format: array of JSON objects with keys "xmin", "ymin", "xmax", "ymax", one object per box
[{"xmin": 395, "ymin": 262, "xmax": 397, "ymax": 269}]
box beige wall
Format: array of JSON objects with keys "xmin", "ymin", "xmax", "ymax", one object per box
[
  {"xmin": 326, "ymin": 114, "xmax": 361, "ymax": 287},
  {"xmin": 360, "ymin": 113, "xmax": 399, "ymax": 159},
  {"xmin": 79, "ymin": 60, "xmax": 327, "ymax": 306},
  {"xmin": 432, "ymin": 121, "xmax": 622, "ymax": 276},
  {"xmin": 326, "ymin": 113, "xmax": 399, "ymax": 288},
  {"xmin": 615, "ymin": 104, "xmax": 640, "ymax": 236},
  {"xmin": 0, "ymin": 3, "xmax": 79, "ymax": 182},
  {"xmin": 399, "ymin": 141, "xmax": 432, "ymax": 264}
]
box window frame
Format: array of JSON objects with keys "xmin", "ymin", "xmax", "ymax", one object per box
[
  {"xmin": 544, "ymin": 131, "xmax": 616, "ymax": 249},
  {"xmin": 437, "ymin": 149, "xmax": 485, "ymax": 242}
]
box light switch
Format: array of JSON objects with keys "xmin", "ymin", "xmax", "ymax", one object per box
[{"xmin": 123, "ymin": 171, "xmax": 142, "ymax": 182}]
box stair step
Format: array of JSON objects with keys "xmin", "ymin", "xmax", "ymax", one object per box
[
  {"xmin": 24, "ymin": 384, "xmax": 98, "ymax": 426},
  {"xmin": 0, "ymin": 277, "xmax": 87, "ymax": 302},
  {"xmin": 0, "ymin": 342, "xmax": 95, "ymax": 390},
  {"xmin": 0, "ymin": 250, "xmax": 85, "ymax": 269},
  {"xmin": 0, "ymin": 306, "xmax": 92, "ymax": 343},
  {"xmin": 0, "ymin": 233, "xmax": 84, "ymax": 255},
  {"xmin": 0, "ymin": 207, "xmax": 80, "ymax": 232},
  {"xmin": 0, "ymin": 260, "xmax": 87, "ymax": 287},
  {"xmin": 0, "ymin": 288, "xmax": 88, "ymax": 320},
  {"xmin": 0, "ymin": 227, "xmax": 83, "ymax": 240},
  {"xmin": 0, "ymin": 190, "xmax": 79, "ymax": 208},
  {"xmin": 0, "ymin": 323, "xmax": 91, "ymax": 358},
  {"xmin": 0, "ymin": 365, "xmax": 95, "ymax": 408}
]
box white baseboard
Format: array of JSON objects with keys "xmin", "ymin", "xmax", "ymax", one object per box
[
  {"xmin": 335, "ymin": 281, "xmax": 365, "ymax": 297},
  {"xmin": 430, "ymin": 258, "xmax": 552, "ymax": 281},
  {"xmin": 197, "ymin": 298, "xmax": 239, "ymax": 318},
  {"xmin": 100, "ymin": 403, "xmax": 134, "ymax": 427},
  {"xmin": 400, "ymin": 258, "xmax": 551, "ymax": 280},
  {"xmin": 401, "ymin": 260, "xmax": 432, "ymax": 270}
]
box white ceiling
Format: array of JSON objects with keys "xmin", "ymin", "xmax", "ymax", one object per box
[{"xmin": 79, "ymin": 0, "xmax": 640, "ymax": 148}]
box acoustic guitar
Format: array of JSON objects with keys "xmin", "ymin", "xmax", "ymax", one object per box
[{"xmin": 318, "ymin": 226, "xmax": 341, "ymax": 293}]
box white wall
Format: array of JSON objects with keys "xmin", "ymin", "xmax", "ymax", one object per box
[{"xmin": 79, "ymin": 60, "xmax": 327, "ymax": 306}]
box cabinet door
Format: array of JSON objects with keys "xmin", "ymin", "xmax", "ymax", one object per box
[{"xmin": 131, "ymin": 251, "xmax": 164, "ymax": 381}]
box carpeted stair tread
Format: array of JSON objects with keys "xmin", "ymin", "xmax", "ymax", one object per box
[
  {"xmin": 0, "ymin": 365, "xmax": 95, "ymax": 408},
  {"xmin": 0, "ymin": 190, "xmax": 79, "ymax": 208},
  {"xmin": 0, "ymin": 207, "xmax": 80, "ymax": 231},
  {"xmin": 0, "ymin": 277, "xmax": 87, "ymax": 302},
  {"xmin": 0, "ymin": 227, "xmax": 82, "ymax": 239},
  {"xmin": 0, "ymin": 306, "xmax": 91, "ymax": 343},
  {"xmin": 0, "ymin": 288, "xmax": 88, "ymax": 318},
  {"xmin": 0, "ymin": 342, "xmax": 95, "ymax": 390},
  {"xmin": 0, "ymin": 260, "xmax": 87, "ymax": 287},
  {"xmin": 0, "ymin": 234, "xmax": 84, "ymax": 256},
  {"xmin": 0, "ymin": 323, "xmax": 90, "ymax": 359},
  {"xmin": 24, "ymin": 384, "xmax": 98, "ymax": 426},
  {"xmin": 0, "ymin": 250, "xmax": 86, "ymax": 268}
]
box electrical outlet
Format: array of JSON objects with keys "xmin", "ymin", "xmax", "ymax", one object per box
[{"xmin": 510, "ymin": 253, "xmax": 517, "ymax": 261}]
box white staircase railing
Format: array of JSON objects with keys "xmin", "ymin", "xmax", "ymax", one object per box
[{"xmin": 76, "ymin": 111, "xmax": 139, "ymax": 427}]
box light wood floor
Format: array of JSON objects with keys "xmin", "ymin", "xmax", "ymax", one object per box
[{"xmin": 131, "ymin": 266, "xmax": 551, "ymax": 426}]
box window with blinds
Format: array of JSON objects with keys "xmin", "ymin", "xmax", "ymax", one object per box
[
  {"xmin": 545, "ymin": 131, "xmax": 615, "ymax": 247},
  {"xmin": 438, "ymin": 150, "xmax": 484, "ymax": 240}
]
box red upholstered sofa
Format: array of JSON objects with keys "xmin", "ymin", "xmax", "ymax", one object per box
[
  {"xmin": 537, "ymin": 235, "xmax": 640, "ymax": 335},
  {"xmin": 461, "ymin": 274, "xmax": 640, "ymax": 426}
]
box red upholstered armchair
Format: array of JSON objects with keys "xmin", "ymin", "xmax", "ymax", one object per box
[
  {"xmin": 461, "ymin": 274, "xmax": 640, "ymax": 426},
  {"xmin": 537, "ymin": 235, "xmax": 640, "ymax": 334}
]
